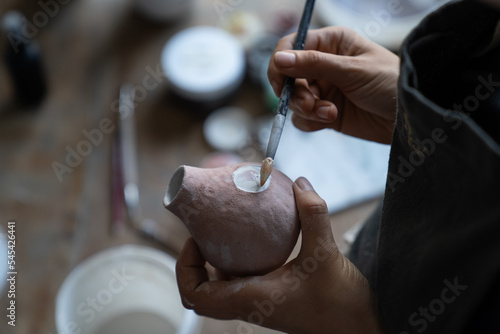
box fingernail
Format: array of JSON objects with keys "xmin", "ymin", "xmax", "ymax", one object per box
[
  {"xmin": 296, "ymin": 177, "xmax": 314, "ymax": 191},
  {"xmin": 317, "ymin": 106, "xmax": 330, "ymax": 120},
  {"xmin": 275, "ymin": 51, "xmax": 296, "ymax": 67}
]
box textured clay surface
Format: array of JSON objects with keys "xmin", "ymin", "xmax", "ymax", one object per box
[{"xmin": 164, "ymin": 163, "xmax": 300, "ymax": 276}]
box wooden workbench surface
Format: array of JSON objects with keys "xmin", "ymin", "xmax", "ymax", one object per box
[{"xmin": 0, "ymin": 0, "xmax": 380, "ymax": 333}]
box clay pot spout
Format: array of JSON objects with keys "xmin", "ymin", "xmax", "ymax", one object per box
[{"xmin": 164, "ymin": 163, "xmax": 300, "ymax": 276}]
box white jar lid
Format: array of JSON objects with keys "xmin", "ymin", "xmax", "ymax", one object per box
[
  {"xmin": 203, "ymin": 106, "xmax": 251, "ymax": 152},
  {"xmin": 161, "ymin": 26, "xmax": 246, "ymax": 102}
]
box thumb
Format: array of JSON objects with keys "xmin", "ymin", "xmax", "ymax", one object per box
[
  {"xmin": 293, "ymin": 177, "xmax": 338, "ymax": 257},
  {"xmin": 273, "ymin": 50, "xmax": 353, "ymax": 86}
]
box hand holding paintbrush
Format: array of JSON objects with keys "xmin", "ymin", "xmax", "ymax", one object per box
[{"xmin": 260, "ymin": 0, "xmax": 316, "ymax": 186}]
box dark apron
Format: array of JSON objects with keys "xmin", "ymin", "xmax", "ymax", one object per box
[{"xmin": 350, "ymin": 1, "xmax": 500, "ymax": 333}]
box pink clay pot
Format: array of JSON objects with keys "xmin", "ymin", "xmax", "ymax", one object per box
[{"xmin": 164, "ymin": 162, "xmax": 300, "ymax": 276}]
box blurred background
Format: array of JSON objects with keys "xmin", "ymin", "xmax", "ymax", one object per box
[{"xmin": 0, "ymin": 0, "xmax": 449, "ymax": 333}]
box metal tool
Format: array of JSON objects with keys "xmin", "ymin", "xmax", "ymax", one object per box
[
  {"xmin": 260, "ymin": 0, "xmax": 316, "ymax": 186},
  {"xmin": 114, "ymin": 85, "xmax": 175, "ymax": 254}
]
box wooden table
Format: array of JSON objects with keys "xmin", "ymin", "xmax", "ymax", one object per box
[{"xmin": 0, "ymin": 0, "xmax": 380, "ymax": 333}]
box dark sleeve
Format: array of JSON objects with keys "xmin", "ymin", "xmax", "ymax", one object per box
[
  {"xmin": 348, "ymin": 201, "xmax": 382, "ymax": 286},
  {"xmin": 371, "ymin": 1, "xmax": 500, "ymax": 333}
]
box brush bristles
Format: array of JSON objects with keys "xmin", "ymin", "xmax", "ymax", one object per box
[{"xmin": 260, "ymin": 157, "xmax": 274, "ymax": 187}]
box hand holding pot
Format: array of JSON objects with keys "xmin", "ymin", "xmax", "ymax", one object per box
[
  {"xmin": 164, "ymin": 163, "xmax": 300, "ymax": 276},
  {"xmin": 176, "ymin": 177, "xmax": 385, "ymax": 334}
]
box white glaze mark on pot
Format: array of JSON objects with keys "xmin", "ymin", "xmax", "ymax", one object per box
[{"xmin": 232, "ymin": 164, "xmax": 271, "ymax": 193}]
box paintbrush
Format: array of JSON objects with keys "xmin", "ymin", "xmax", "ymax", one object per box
[{"xmin": 260, "ymin": 0, "xmax": 316, "ymax": 186}]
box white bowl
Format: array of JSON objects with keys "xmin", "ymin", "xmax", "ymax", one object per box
[{"xmin": 55, "ymin": 245, "xmax": 200, "ymax": 334}]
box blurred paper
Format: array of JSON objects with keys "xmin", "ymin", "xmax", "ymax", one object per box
[
  {"xmin": 266, "ymin": 113, "xmax": 390, "ymax": 213},
  {"xmin": 316, "ymin": 0, "xmax": 450, "ymax": 50}
]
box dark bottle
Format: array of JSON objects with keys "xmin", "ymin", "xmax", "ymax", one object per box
[{"xmin": 2, "ymin": 11, "xmax": 47, "ymax": 106}]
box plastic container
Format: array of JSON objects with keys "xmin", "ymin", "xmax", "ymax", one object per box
[
  {"xmin": 161, "ymin": 26, "xmax": 246, "ymax": 108},
  {"xmin": 55, "ymin": 245, "xmax": 200, "ymax": 334}
]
